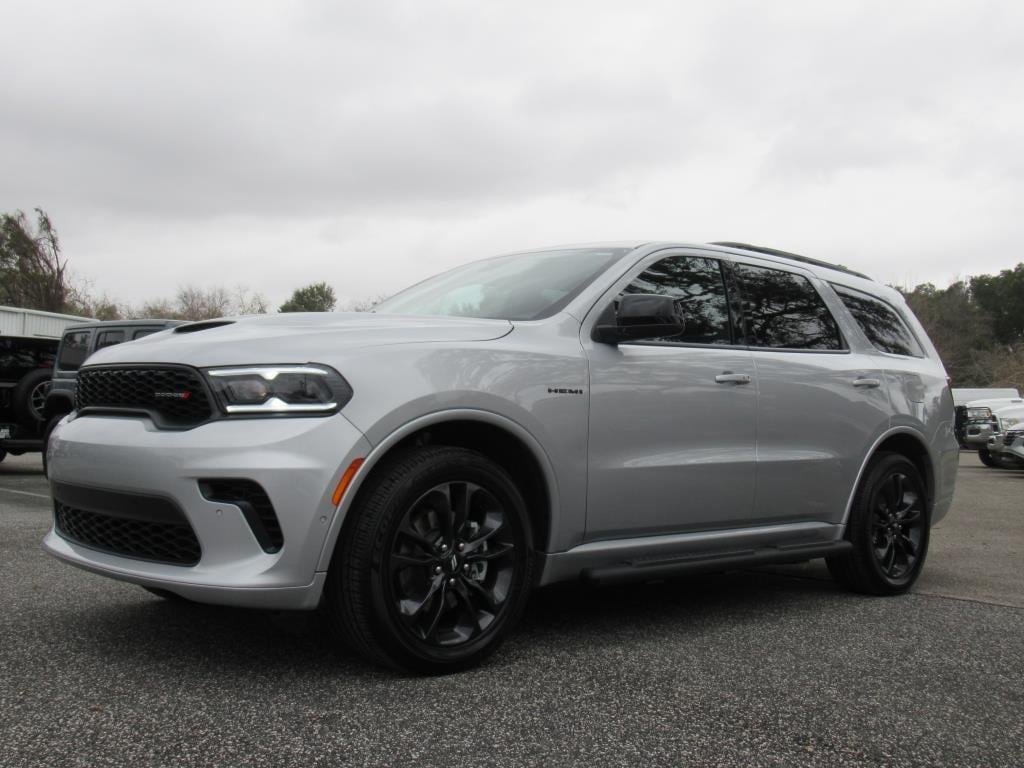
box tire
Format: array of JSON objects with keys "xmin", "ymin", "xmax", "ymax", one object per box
[
  {"xmin": 827, "ymin": 452, "xmax": 930, "ymax": 596},
  {"xmin": 980, "ymin": 448, "xmax": 1024, "ymax": 470},
  {"xmin": 0, "ymin": 449, "xmax": 6, "ymax": 463},
  {"xmin": 326, "ymin": 446, "xmax": 534, "ymax": 674},
  {"xmin": 11, "ymin": 369, "xmax": 52, "ymax": 429}
]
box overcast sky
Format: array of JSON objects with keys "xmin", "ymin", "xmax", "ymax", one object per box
[{"xmin": 2, "ymin": 1, "xmax": 1022, "ymax": 309}]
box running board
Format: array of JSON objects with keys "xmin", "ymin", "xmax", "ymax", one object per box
[{"xmin": 581, "ymin": 541, "xmax": 852, "ymax": 586}]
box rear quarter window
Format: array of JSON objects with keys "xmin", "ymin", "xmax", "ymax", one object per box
[{"xmin": 832, "ymin": 285, "xmax": 924, "ymax": 357}]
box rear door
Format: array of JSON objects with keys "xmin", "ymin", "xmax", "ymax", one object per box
[
  {"xmin": 583, "ymin": 250, "xmax": 758, "ymax": 540},
  {"xmin": 730, "ymin": 261, "xmax": 892, "ymax": 526}
]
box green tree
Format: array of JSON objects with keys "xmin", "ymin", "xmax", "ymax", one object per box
[
  {"xmin": 0, "ymin": 208, "xmax": 69, "ymax": 312},
  {"xmin": 970, "ymin": 264, "xmax": 1024, "ymax": 345},
  {"xmin": 279, "ymin": 282, "xmax": 337, "ymax": 313},
  {"xmin": 899, "ymin": 281, "xmax": 993, "ymax": 387}
]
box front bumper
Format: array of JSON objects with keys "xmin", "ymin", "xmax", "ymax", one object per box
[
  {"xmin": 43, "ymin": 412, "xmax": 371, "ymax": 609},
  {"xmin": 1000, "ymin": 433, "xmax": 1024, "ymax": 461},
  {"xmin": 964, "ymin": 421, "xmax": 998, "ymax": 449}
]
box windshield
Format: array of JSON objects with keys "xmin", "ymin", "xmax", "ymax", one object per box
[{"xmin": 373, "ymin": 247, "xmax": 631, "ymax": 321}]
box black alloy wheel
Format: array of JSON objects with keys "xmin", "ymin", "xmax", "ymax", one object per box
[
  {"xmin": 29, "ymin": 379, "xmax": 51, "ymax": 421},
  {"xmin": 328, "ymin": 446, "xmax": 533, "ymax": 674},
  {"xmin": 387, "ymin": 481, "xmax": 517, "ymax": 647},
  {"xmin": 827, "ymin": 452, "xmax": 930, "ymax": 595},
  {"xmin": 868, "ymin": 471, "xmax": 925, "ymax": 581}
]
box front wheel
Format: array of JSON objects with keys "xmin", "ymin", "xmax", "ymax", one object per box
[
  {"xmin": 326, "ymin": 446, "xmax": 533, "ymax": 674},
  {"xmin": 980, "ymin": 448, "xmax": 1024, "ymax": 469},
  {"xmin": 827, "ymin": 452, "xmax": 930, "ymax": 595}
]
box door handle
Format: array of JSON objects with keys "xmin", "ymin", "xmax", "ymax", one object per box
[
  {"xmin": 853, "ymin": 378, "xmax": 881, "ymax": 389},
  {"xmin": 715, "ymin": 372, "xmax": 751, "ymax": 385}
]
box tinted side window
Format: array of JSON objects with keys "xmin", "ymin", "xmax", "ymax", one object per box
[
  {"xmin": 833, "ymin": 285, "xmax": 923, "ymax": 357},
  {"xmin": 0, "ymin": 338, "xmax": 56, "ymax": 378},
  {"xmin": 95, "ymin": 330, "xmax": 125, "ymax": 350},
  {"xmin": 734, "ymin": 264, "xmax": 843, "ymax": 350},
  {"xmin": 57, "ymin": 331, "xmax": 92, "ymax": 371},
  {"xmin": 620, "ymin": 256, "xmax": 733, "ymax": 344},
  {"xmin": 133, "ymin": 328, "xmax": 161, "ymax": 340}
]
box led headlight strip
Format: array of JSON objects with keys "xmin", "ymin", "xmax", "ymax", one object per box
[{"xmin": 205, "ymin": 365, "xmax": 351, "ymax": 415}]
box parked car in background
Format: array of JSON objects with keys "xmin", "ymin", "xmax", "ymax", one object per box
[
  {"xmin": 41, "ymin": 319, "xmax": 183, "ymax": 473},
  {"xmin": 45, "ymin": 241, "xmax": 958, "ymax": 673},
  {"xmin": 982, "ymin": 403, "xmax": 1024, "ymax": 469},
  {"xmin": 997, "ymin": 425, "xmax": 1024, "ymax": 465},
  {"xmin": 952, "ymin": 388, "xmax": 1020, "ymax": 406},
  {"xmin": 962, "ymin": 397, "xmax": 1024, "ymax": 462},
  {"xmin": 1, "ymin": 306, "xmax": 90, "ymax": 462},
  {"xmin": 953, "ymin": 390, "xmax": 1022, "ymax": 449}
]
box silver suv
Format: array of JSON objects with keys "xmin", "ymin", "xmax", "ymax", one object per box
[{"xmin": 45, "ymin": 242, "xmax": 958, "ymax": 673}]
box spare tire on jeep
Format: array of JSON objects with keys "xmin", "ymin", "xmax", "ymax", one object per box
[{"xmin": 11, "ymin": 369, "xmax": 52, "ymax": 429}]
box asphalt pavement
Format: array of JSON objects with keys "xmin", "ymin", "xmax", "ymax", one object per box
[{"xmin": 1, "ymin": 451, "xmax": 1021, "ymax": 767}]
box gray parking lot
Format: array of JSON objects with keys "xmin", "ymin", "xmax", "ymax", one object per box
[{"xmin": 1, "ymin": 452, "xmax": 1021, "ymax": 767}]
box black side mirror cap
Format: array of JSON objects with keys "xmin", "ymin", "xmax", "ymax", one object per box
[{"xmin": 592, "ymin": 293, "xmax": 685, "ymax": 344}]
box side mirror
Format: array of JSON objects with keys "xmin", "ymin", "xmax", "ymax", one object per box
[{"xmin": 593, "ymin": 293, "xmax": 685, "ymax": 344}]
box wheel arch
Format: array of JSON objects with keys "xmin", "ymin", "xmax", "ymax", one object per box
[
  {"xmin": 316, "ymin": 409, "xmax": 560, "ymax": 572},
  {"xmin": 841, "ymin": 428, "xmax": 935, "ymax": 528}
]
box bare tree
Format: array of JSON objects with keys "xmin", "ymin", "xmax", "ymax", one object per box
[
  {"xmin": 64, "ymin": 277, "xmax": 123, "ymax": 320},
  {"xmin": 0, "ymin": 208, "xmax": 69, "ymax": 312},
  {"xmin": 339, "ymin": 293, "xmax": 389, "ymax": 312},
  {"xmin": 233, "ymin": 284, "xmax": 269, "ymax": 315}
]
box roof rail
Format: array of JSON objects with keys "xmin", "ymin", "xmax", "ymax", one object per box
[{"xmin": 709, "ymin": 242, "xmax": 872, "ymax": 281}]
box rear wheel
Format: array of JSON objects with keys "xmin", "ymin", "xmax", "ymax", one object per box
[
  {"xmin": 827, "ymin": 452, "xmax": 929, "ymax": 595},
  {"xmin": 326, "ymin": 446, "xmax": 533, "ymax": 674}
]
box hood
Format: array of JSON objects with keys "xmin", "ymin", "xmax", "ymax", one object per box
[
  {"xmin": 85, "ymin": 313, "xmax": 513, "ymax": 368},
  {"xmin": 964, "ymin": 397, "xmax": 1024, "ymax": 412}
]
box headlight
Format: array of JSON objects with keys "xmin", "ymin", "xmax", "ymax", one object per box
[
  {"xmin": 967, "ymin": 407, "xmax": 992, "ymax": 419},
  {"xmin": 1001, "ymin": 416, "xmax": 1022, "ymax": 429},
  {"xmin": 205, "ymin": 365, "xmax": 352, "ymax": 415}
]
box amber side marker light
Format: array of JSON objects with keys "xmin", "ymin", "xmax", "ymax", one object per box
[{"xmin": 332, "ymin": 458, "xmax": 365, "ymax": 507}]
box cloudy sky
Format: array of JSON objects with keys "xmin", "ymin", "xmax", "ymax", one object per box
[{"xmin": 2, "ymin": 1, "xmax": 1022, "ymax": 309}]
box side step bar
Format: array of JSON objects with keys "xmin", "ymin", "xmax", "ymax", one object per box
[{"xmin": 582, "ymin": 541, "xmax": 852, "ymax": 585}]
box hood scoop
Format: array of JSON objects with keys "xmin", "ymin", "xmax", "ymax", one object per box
[{"xmin": 175, "ymin": 320, "xmax": 236, "ymax": 334}]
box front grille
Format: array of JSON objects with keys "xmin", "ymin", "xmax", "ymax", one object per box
[
  {"xmin": 199, "ymin": 479, "xmax": 283, "ymax": 553},
  {"xmin": 55, "ymin": 503, "xmax": 201, "ymax": 565},
  {"xmin": 76, "ymin": 366, "xmax": 214, "ymax": 426},
  {"xmin": 52, "ymin": 481, "xmax": 201, "ymax": 566},
  {"xmin": 1005, "ymin": 431, "xmax": 1023, "ymax": 446}
]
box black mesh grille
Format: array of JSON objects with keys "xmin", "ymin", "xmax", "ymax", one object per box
[
  {"xmin": 55, "ymin": 503, "xmax": 201, "ymax": 565},
  {"xmin": 1005, "ymin": 431, "xmax": 1022, "ymax": 446},
  {"xmin": 76, "ymin": 366, "xmax": 214, "ymax": 426},
  {"xmin": 199, "ymin": 479, "xmax": 283, "ymax": 553}
]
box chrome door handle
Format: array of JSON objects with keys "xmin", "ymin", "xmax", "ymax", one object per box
[
  {"xmin": 853, "ymin": 378, "xmax": 881, "ymax": 388},
  {"xmin": 715, "ymin": 372, "xmax": 751, "ymax": 384}
]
